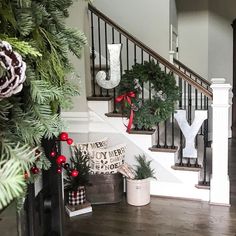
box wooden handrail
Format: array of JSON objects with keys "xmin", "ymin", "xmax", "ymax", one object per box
[
  {"xmin": 88, "ymin": 4, "xmax": 212, "ymax": 99},
  {"xmin": 173, "ymin": 58, "xmax": 211, "ymax": 87}
]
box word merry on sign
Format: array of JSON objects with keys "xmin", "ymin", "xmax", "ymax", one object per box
[
  {"xmin": 174, "ymin": 110, "xmax": 207, "ymax": 158},
  {"xmin": 90, "ymin": 145, "xmax": 126, "ymax": 174}
]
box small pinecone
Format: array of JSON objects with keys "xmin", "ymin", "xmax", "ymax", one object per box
[{"xmin": 0, "ymin": 40, "xmax": 26, "ymax": 98}]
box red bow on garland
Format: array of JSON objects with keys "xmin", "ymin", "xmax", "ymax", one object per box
[{"xmin": 115, "ymin": 91, "xmax": 136, "ymax": 133}]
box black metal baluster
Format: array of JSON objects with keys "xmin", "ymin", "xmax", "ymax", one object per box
[
  {"xmin": 111, "ymin": 27, "xmax": 117, "ymax": 113},
  {"xmin": 201, "ymin": 119, "xmax": 209, "ymax": 185},
  {"xmin": 178, "ymin": 130, "xmax": 183, "ymax": 166},
  {"xmin": 149, "ymin": 55, "xmax": 152, "ymax": 101},
  {"xmin": 171, "ymin": 112, "xmax": 175, "ymax": 149},
  {"xmin": 90, "ymin": 12, "xmax": 96, "ymax": 97},
  {"xmin": 157, "ymin": 123, "xmax": 161, "ymax": 148},
  {"xmin": 134, "ymin": 44, "xmax": 137, "ymax": 64},
  {"xmin": 200, "ymin": 83, "xmax": 203, "ymax": 110},
  {"xmin": 195, "ymin": 88, "xmax": 198, "ymax": 110},
  {"xmin": 164, "ymin": 120, "xmax": 167, "ymax": 148},
  {"xmin": 188, "ymin": 84, "xmax": 192, "ymax": 124},
  {"xmin": 141, "ymin": 49, "xmax": 144, "ymax": 101},
  {"xmin": 178, "ymin": 76, "xmax": 182, "ymax": 109},
  {"xmin": 105, "ymin": 22, "xmax": 109, "ymax": 97},
  {"xmin": 119, "ymin": 32, "xmax": 123, "ymax": 81},
  {"xmin": 184, "ymin": 80, "xmax": 187, "ymax": 109},
  {"xmin": 98, "ymin": 17, "xmax": 103, "ymax": 97}
]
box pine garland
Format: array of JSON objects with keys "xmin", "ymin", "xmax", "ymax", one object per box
[{"xmin": 0, "ymin": 0, "xmax": 86, "ymax": 210}]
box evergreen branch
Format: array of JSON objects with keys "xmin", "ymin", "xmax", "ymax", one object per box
[
  {"xmin": 0, "ymin": 100, "xmax": 12, "ymax": 121},
  {"xmin": 15, "ymin": 8, "xmax": 35, "ymax": 36},
  {"xmin": 30, "ymin": 80, "xmax": 63, "ymax": 104},
  {"xmin": 62, "ymin": 27, "xmax": 87, "ymax": 58},
  {"xmin": 36, "ymin": 153, "xmax": 51, "ymax": 170},
  {"xmin": 12, "ymin": 144, "xmax": 37, "ymax": 171},
  {"xmin": 0, "ymin": 4, "xmax": 17, "ymax": 29},
  {"xmin": 0, "ymin": 159, "xmax": 26, "ymax": 210},
  {"xmin": 0, "ymin": 35, "xmax": 42, "ymax": 57},
  {"xmin": 0, "ymin": 140, "xmax": 37, "ymax": 171},
  {"xmin": 31, "ymin": 104, "xmax": 64, "ymax": 138}
]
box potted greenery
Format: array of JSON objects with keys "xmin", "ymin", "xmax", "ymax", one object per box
[
  {"xmin": 64, "ymin": 147, "xmax": 90, "ymax": 206},
  {"xmin": 126, "ymin": 154, "xmax": 156, "ymax": 206}
]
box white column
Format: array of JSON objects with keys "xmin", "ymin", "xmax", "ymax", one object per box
[{"xmin": 210, "ymin": 78, "xmax": 231, "ymax": 205}]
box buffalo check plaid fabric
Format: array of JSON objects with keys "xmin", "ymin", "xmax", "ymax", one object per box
[{"xmin": 69, "ymin": 187, "xmax": 86, "ymax": 206}]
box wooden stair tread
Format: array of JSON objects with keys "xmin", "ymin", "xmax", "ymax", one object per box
[
  {"xmin": 171, "ymin": 165, "xmax": 201, "ymax": 172},
  {"xmin": 149, "ymin": 146, "xmax": 178, "ymax": 153},
  {"xmin": 87, "ymin": 96, "xmax": 113, "ymax": 101}
]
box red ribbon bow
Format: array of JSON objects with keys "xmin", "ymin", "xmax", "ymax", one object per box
[{"xmin": 115, "ymin": 91, "xmax": 136, "ymax": 133}]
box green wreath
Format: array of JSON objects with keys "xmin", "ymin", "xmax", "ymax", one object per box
[{"xmin": 117, "ymin": 60, "xmax": 179, "ymax": 131}]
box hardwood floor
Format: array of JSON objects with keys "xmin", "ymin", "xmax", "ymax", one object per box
[
  {"xmin": 64, "ymin": 197, "xmax": 236, "ymax": 236},
  {"xmin": 1, "ymin": 139, "xmax": 236, "ymax": 236},
  {"xmin": 64, "ymin": 138, "xmax": 236, "ymax": 236}
]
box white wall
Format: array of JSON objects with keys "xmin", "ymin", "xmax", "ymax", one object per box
[
  {"xmin": 93, "ymin": 0, "xmax": 170, "ymax": 60},
  {"xmin": 208, "ymin": 1, "xmax": 233, "ymax": 85},
  {"xmin": 177, "ymin": 0, "xmax": 234, "ymax": 85},
  {"xmin": 170, "ymin": 0, "xmax": 178, "ymax": 31},
  {"xmin": 177, "ymin": 0, "xmax": 209, "ymax": 79},
  {"xmin": 65, "ymin": 0, "xmax": 90, "ymax": 112}
]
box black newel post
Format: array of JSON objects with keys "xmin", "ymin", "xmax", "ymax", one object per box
[
  {"xmin": 42, "ymin": 138, "xmax": 65, "ymax": 236},
  {"xmin": 232, "ymin": 19, "xmax": 236, "ymax": 138}
]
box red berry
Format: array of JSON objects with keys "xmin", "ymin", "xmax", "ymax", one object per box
[
  {"xmin": 66, "ymin": 138, "xmax": 73, "ymax": 145},
  {"xmin": 50, "ymin": 151, "xmax": 56, "ymax": 157},
  {"xmin": 57, "ymin": 168, "xmax": 62, "ymax": 174},
  {"xmin": 31, "ymin": 166, "xmax": 40, "ymax": 174},
  {"xmin": 59, "ymin": 132, "xmax": 69, "ymax": 141},
  {"xmin": 71, "ymin": 170, "xmax": 79, "ymax": 177},
  {"xmin": 56, "ymin": 155, "xmax": 67, "ymax": 165}
]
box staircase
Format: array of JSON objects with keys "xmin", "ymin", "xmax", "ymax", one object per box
[{"xmin": 73, "ymin": 4, "xmax": 214, "ymax": 201}]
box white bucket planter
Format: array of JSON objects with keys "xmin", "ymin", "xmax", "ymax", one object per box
[{"xmin": 126, "ymin": 178, "xmax": 150, "ymax": 206}]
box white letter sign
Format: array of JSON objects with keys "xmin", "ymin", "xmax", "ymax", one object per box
[
  {"xmin": 174, "ymin": 110, "xmax": 207, "ymax": 158},
  {"xmin": 96, "ymin": 44, "xmax": 121, "ymax": 89}
]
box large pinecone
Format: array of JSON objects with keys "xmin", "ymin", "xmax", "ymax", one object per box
[{"xmin": 0, "ymin": 41, "xmax": 26, "ymax": 98}]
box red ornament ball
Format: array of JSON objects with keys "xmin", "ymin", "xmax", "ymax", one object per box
[
  {"xmin": 57, "ymin": 167, "xmax": 62, "ymax": 174},
  {"xmin": 31, "ymin": 166, "xmax": 40, "ymax": 174},
  {"xmin": 56, "ymin": 155, "xmax": 67, "ymax": 165},
  {"xmin": 50, "ymin": 151, "xmax": 56, "ymax": 157},
  {"xmin": 66, "ymin": 138, "xmax": 74, "ymax": 145},
  {"xmin": 71, "ymin": 170, "xmax": 79, "ymax": 177},
  {"xmin": 59, "ymin": 132, "xmax": 69, "ymax": 141}
]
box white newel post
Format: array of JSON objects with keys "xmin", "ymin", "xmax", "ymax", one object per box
[{"xmin": 210, "ymin": 78, "xmax": 231, "ymax": 205}]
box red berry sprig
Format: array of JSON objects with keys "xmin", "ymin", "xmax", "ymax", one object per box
[
  {"xmin": 71, "ymin": 169, "xmax": 79, "ymax": 177},
  {"xmin": 50, "ymin": 151, "xmax": 56, "ymax": 157},
  {"xmin": 59, "ymin": 132, "xmax": 69, "ymax": 141},
  {"xmin": 51, "ymin": 132, "xmax": 75, "ymax": 174},
  {"xmin": 56, "ymin": 155, "xmax": 67, "ymax": 165},
  {"xmin": 66, "ymin": 138, "xmax": 73, "ymax": 145}
]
